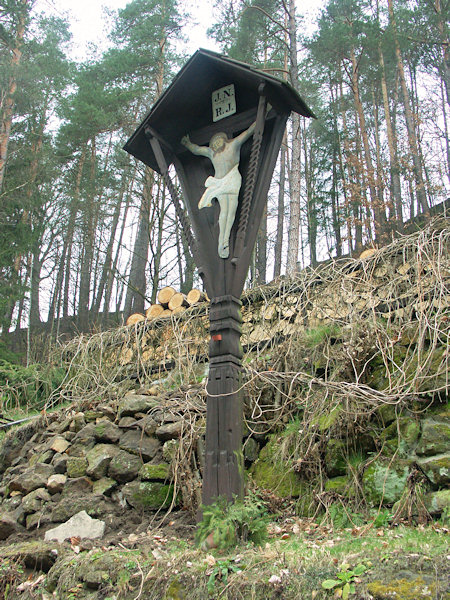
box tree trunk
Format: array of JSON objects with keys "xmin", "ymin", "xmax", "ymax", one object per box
[
  {"xmin": 91, "ymin": 158, "xmax": 130, "ymax": 315},
  {"xmin": 350, "ymin": 45, "xmax": 386, "ymax": 242},
  {"xmin": 433, "ymin": 0, "xmax": 450, "ymax": 107},
  {"xmin": 379, "ymin": 43, "xmax": 403, "ymax": 227},
  {"xmin": 286, "ymin": 0, "xmax": 302, "ymax": 275},
  {"xmin": 63, "ymin": 145, "xmax": 86, "ymax": 318},
  {"xmin": 78, "ymin": 139, "xmax": 98, "ymax": 329},
  {"xmin": 255, "ymin": 205, "xmax": 267, "ymax": 284},
  {"xmin": 273, "ymin": 135, "xmax": 286, "ymax": 278},
  {"xmin": 123, "ymin": 167, "xmax": 153, "ymax": 316},
  {"xmin": 440, "ymin": 78, "xmax": 450, "ymax": 185},
  {"xmin": 29, "ymin": 244, "xmax": 42, "ymax": 330},
  {"xmin": 387, "ymin": 0, "xmax": 429, "ymax": 215},
  {"xmin": 103, "ymin": 174, "xmax": 134, "ymax": 323},
  {"xmin": 303, "ymin": 120, "xmax": 317, "ymax": 266},
  {"xmin": 0, "ymin": 0, "xmax": 27, "ymax": 191}
]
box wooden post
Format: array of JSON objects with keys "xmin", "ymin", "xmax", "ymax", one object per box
[{"xmin": 203, "ymin": 295, "xmax": 244, "ymax": 504}]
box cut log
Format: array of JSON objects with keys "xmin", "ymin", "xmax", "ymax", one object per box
[
  {"xmin": 359, "ymin": 248, "xmax": 377, "ymax": 259},
  {"xmin": 145, "ymin": 304, "xmax": 165, "ymax": 319},
  {"xmin": 262, "ymin": 304, "xmax": 277, "ymax": 321},
  {"xmin": 186, "ymin": 288, "xmax": 207, "ymax": 306},
  {"xmin": 160, "ymin": 309, "xmax": 172, "ymax": 317},
  {"xmin": 171, "ymin": 306, "xmax": 186, "ymax": 315},
  {"xmin": 126, "ymin": 313, "xmax": 145, "ymax": 326},
  {"xmin": 158, "ymin": 286, "xmax": 176, "ymax": 307},
  {"xmin": 168, "ymin": 292, "xmax": 188, "ymax": 311}
]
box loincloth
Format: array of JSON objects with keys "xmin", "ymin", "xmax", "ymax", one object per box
[{"xmin": 198, "ymin": 164, "xmax": 242, "ymax": 209}]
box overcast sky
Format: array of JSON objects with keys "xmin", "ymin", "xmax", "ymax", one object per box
[{"xmin": 34, "ymin": 0, "xmax": 326, "ymax": 61}]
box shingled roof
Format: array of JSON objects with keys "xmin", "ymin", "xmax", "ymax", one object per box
[{"xmin": 124, "ymin": 48, "xmax": 315, "ymax": 173}]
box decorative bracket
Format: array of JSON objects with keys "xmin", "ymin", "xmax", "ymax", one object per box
[{"xmin": 144, "ymin": 128, "xmax": 207, "ymax": 286}]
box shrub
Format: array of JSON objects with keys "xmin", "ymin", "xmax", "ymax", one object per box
[
  {"xmin": 196, "ymin": 492, "xmax": 269, "ymax": 550},
  {"xmin": 0, "ymin": 359, "xmax": 65, "ymax": 411}
]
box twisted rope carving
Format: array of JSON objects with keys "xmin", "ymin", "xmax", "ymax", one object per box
[{"xmin": 234, "ymin": 94, "xmax": 267, "ymax": 261}]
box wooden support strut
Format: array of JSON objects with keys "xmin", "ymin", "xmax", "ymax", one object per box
[
  {"xmin": 144, "ymin": 129, "xmax": 204, "ymax": 276},
  {"xmin": 232, "ymin": 85, "xmax": 267, "ymax": 265}
]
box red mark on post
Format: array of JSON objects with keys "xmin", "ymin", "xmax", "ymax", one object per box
[{"xmin": 211, "ymin": 334, "xmax": 222, "ymax": 341}]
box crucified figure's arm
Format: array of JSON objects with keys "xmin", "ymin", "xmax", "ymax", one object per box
[
  {"xmin": 181, "ymin": 135, "xmax": 211, "ymax": 158},
  {"xmin": 231, "ymin": 121, "xmax": 256, "ymax": 148}
]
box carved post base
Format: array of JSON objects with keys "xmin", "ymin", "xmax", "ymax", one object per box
[{"xmin": 202, "ymin": 296, "xmax": 244, "ymax": 507}]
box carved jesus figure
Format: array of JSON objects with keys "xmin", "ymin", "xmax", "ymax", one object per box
[{"xmin": 181, "ymin": 121, "xmax": 256, "ymax": 259}]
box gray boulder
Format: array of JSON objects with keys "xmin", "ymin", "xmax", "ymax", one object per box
[
  {"xmin": 86, "ymin": 444, "xmax": 119, "ymax": 479},
  {"xmin": 93, "ymin": 419, "xmax": 120, "ymax": 444},
  {"xmin": 9, "ymin": 463, "xmax": 55, "ymax": 494},
  {"xmin": 108, "ymin": 450, "xmax": 142, "ymax": 483},
  {"xmin": 0, "ymin": 512, "xmax": 21, "ymax": 540},
  {"xmin": 119, "ymin": 430, "xmax": 160, "ymax": 461},
  {"xmin": 118, "ymin": 395, "xmax": 160, "ymax": 418},
  {"xmin": 21, "ymin": 488, "xmax": 51, "ymax": 514},
  {"xmin": 45, "ymin": 510, "xmax": 105, "ymax": 542}
]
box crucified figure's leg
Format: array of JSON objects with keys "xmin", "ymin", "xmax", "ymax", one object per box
[{"xmin": 218, "ymin": 194, "xmax": 238, "ymax": 258}]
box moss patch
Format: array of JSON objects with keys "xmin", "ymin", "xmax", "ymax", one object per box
[
  {"xmin": 251, "ymin": 435, "xmax": 303, "ymax": 498},
  {"xmin": 367, "ymin": 576, "xmax": 437, "ymax": 600},
  {"xmin": 139, "ymin": 462, "xmax": 170, "ymax": 481},
  {"xmin": 363, "ymin": 460, "xmax": 409, "ymax": 506},
  {"xmin": 122, "ymin": 481, "xmax": 176, "ymax": 510}
]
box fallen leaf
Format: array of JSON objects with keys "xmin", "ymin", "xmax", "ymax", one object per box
[{"xmin": 204, "ymin": 554, "xmax": 216, "ymax": 567}]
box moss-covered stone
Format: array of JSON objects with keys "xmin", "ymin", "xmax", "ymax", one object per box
[
  {"xmin": 108, "ymin": 449, "xmax": 142, "ymax": 483},
  {"xmin": 66, "ymin": 457, "xmax": 88, "ymax": 478},
  {"xmin": 423, "ymin": 489, "xmax": 450, "ymax": 515},
  {"xmin": 0, "ymin": 540, "xmax": 58, "ymax": 572},
  {"xmin": 376, "ymin": 403, "xmax": 397, "ymax": 426},
  {"xmin": 84, "ymin": 411, "xmax": 104, "ymax": 422},
  {"xmin": 86, "ymin": 444, "xmax": 119, "ymax": 479},
  {"xmin": 416, "ymin": 419, "xmax": 450, "ymax": 456},
  {"xmin": 243, "ymin": 438, "xmax": 259, "ymax": 462},
  {"xmin": 118, "ymin": 395, "xmax": 160, "ymax": 417},
  {"xmin": 50, "ymin": 495, "xmax": 110, "ymax": 522},
  {"xmin": 93, "ymin": 419, "xmax": 120, "ymax": 443},
  {"xmin": 92, "ymin": 477, "xmax": 116, "ymax": 496},
  {"xmin": 362, "ymin": 459, "xmax": 409, "ymax": 506},
  {"xmin": 122, "ymin": 481, "xmax": 176, "ymax": 510},
  {"xmin": 250, "ymin": 435, "xmax": 303, "ymax": 498},
  {"xmin": 164, "ymin": 578, "xmax": 185, "ymax": 599},
  {"xmin": 119, "ymin": 429, "xmax": 161, "ymax": 461},
  {"xmin": 139, "ymin": 462, "xmax": 170, "ymax": 481},
  {"xmin": 369, "ymin": 346, "xmax": 448, "ymax": 394},
  {"xmin": 382, "ymin": 417, "xmax": 420, "ymax": 446},
  {"xmin": 162, "ymin": 439, "xmax": 179, "ymax": 462},
  {"xmin": 21, "ymin": 488, "xmax": 51, "ymax": 514},
  {"xmin": 325, "ymin": 439, "xmax": 347, "ymax": 477},
  {"xmin": 428, "ymin": 400, "xmax": 450, "ymax": 420},
  {"xmin": 418, "ymin": 453, "xmax": 450, "ymax": 487},
  {"xmin": 367, "ymin": 576, "xmax": 437, "ymax": 599},
  {"xmin": 325, "ymin": 475, "xmax": 352, "ymax": 495}
]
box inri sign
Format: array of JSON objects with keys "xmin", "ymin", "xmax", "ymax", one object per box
[{"xmin": 212, "ymin": 84, "xmax": 236, "ymax": 122}]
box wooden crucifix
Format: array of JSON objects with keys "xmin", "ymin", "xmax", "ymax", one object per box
[{"xmin": 124, "ymin": 49, "xmax": 314, "ymax": 507}]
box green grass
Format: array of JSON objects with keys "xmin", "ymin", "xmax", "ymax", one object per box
[{"xmin": 3, "ymin": 521, "xmax": 445, "ymax": 600}]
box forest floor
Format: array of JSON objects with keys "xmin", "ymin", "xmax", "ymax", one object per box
[{"xmin": 0, "ymin": 505, "xmax": 448, "ymax": 599}]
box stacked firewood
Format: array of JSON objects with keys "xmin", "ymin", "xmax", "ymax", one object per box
[{"xmin": 125, "ymin": 286, "xmax": 209, "ymax": 326}]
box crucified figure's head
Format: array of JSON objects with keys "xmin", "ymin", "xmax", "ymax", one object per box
[{"xmin": 209, "ymin": 132, "xmax": 228, "ymax": 153}]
